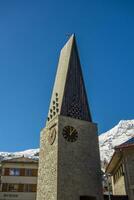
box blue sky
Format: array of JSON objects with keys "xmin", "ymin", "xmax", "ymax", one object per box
[{"xmin": 0, "ymin": 0, "xmax": 134, "ymax": 151}]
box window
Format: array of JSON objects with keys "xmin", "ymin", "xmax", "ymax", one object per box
[
  {"xmin": 8, "ymin": 184, "xmax": 19, "ymax": 192},
  {"xmin": 4, "ymin": 168, "xmax": 37, "ymax": 176},
  {"xmin": 25, "ymin": 169, "xmax": 32, "ymax": 176},
  {"xmin": 2, "ymin": 183, "xmax": 8, "ymax": 192},
  {"xmin": 4, "ymin": 168, "xmax": 9, "ymax": 176},
  {"xmin": 25, "ymin": 169, "xmax": 38, "ymax": 176},
  {"xmin": 9, "ymin": 168, "xmax": 20, "ymax": 176},
  {"xmin": 2, "ymin": 184, "xmax": 36, "ymax": 192},
  {"xmin": 32, "ymin": 169, "xmax": 38, "ymax": 176},
  {"xmin": 28, "ymin": 184, "xmax": 36, "ymax": 192},
  {"xmin": 24, "ymin": 184, "xmax": 37, "ymax": 192}
]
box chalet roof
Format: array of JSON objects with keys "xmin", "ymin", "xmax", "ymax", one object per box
[
  {"xmin": 106, "ymin": 136, "xmax": 134, "ymax": 174},
  {"xmin": 1, "ymin": 156, "xmax": 38, "ymax": 164},
  {"xmin": 115, "ymin": 136, "xmax": 134, "ymax": 149}
]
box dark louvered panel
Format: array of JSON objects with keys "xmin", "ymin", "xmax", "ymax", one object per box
[{"xmin": 61, "ymin": 38, "xmax": 92, "ymax": 122}]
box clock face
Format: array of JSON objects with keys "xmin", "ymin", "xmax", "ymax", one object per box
[
  {"xmin": 62, "ymin": 126, "xmax": 78, "ymax": 142},
  {"xmin": 48, "ymin": 128, "xmax": 56, "ymax": 145}
]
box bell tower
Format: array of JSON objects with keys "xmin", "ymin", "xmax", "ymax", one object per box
[{"xmin": 36, "ymin": 35, "xmax": 103, "ymax": 200}]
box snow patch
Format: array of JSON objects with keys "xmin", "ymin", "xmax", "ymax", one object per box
[{"xmin": 99, "ymin": 119, "xmax": 134, "ymax": 164}]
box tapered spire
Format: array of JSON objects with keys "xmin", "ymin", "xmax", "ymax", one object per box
[{"xmin": 47, "ymin": 34, "xmax": 92, "ymax": 124}]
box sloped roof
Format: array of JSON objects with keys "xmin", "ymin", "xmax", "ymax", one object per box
[
  {"xmin": 1, "ymin": 156, "xmax": 38, "ymax": 164},
  {"xmin": 106, "ymin": 136, "xmax": 134, "ymax": 173},
  {"xmin": 115, "ymin": 136, "xmax": 134, "ymax": 149}
]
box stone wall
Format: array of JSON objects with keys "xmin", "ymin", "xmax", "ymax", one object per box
[
  {"xmin": 57, "ymin": 116, "xmax": 103, "ymax": 200},
  {"xmin": 36, "ymin": 117, "xmax": 58, "ymax": 200},
  {"xmin": 36, "ymin": 115, "xmax": 103, "ymax": 200}
]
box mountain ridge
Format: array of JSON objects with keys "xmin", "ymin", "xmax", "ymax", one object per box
[{"xmin": 99, "ymin": 119, "xmax": 134, "ymax": 164}]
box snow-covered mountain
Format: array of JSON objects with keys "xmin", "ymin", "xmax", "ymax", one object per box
[
  {"xmin": 0, "ymin": 120, "xmax": 134, "ymax": 168},
  {"xmin": 99, "ymin": 119, "xmax": 134, "ymax": 168},
  {"xmin": 0, "ymin": 149, "xmax": 39, "ymax": 161}
]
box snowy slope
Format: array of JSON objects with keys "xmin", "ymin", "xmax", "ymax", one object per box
[
  {"xmin": 0, "ymin": 149, "xmax": 39, "ymax": 161},
  {"xmin": 0, "ymin": 120, "xmax": 134, "ymax": 165},
  {"xmin": 99, "ymin": 120, "xmax": 134, "ymax": 165}
]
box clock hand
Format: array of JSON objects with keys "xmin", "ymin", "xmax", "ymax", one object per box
[{"xmin": 70, "ymin": 129, "xmax": 75, "ymax": 135}]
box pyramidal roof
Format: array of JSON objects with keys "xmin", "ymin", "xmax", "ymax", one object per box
[{"xmin": 47, "ymin": 34, "xmax": 92, "ymax": 124}]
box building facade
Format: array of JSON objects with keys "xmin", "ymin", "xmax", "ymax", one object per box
[
  {"xmin": 106, "ymin": 137, "xmax": 134, "ymax": 200},
  {"xmin": 0, "ymin": 157, "xmax": 38, "ymax": 200},
  {"xmin": 37, "ymin": 35, "xmax": 103, "ymax": 200}
]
